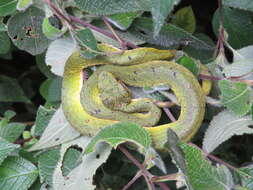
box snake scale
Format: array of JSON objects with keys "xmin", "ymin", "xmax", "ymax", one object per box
[{"xmin": 62, "ymin": 44, "xmax": 206, "ymax": 149}]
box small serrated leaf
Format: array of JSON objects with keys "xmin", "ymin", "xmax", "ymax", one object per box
[
  {"xmin": 203, "ymin": 110, "xmax": 253, "ymax": 153},
  {"xmin": 218, "ymin": 80, "xmax": 251, "ymax": 116},
  {"xmin": 85, "ymin": 122, "xmax": 151, "ymax": 154}
]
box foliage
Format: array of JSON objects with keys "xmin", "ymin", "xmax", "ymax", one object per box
[{"xmin": 1, "ymin": 0, "xmax": 253, "ymax": 190}]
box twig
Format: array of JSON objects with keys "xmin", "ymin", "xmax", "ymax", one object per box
[
  {"xmin": 121, "ymin": 171, "xmax": 142, "ymax": 190},
  {"xmin": 163, "ymin": 108, "xmax": 176, "ymax": 122},
  {"xmin": 157, "ymin": 182, "xmax": 171, "ymax": 190},
  {"xmin": 103, "ymin": 16, "xmax": 127, "ymax": 50}
]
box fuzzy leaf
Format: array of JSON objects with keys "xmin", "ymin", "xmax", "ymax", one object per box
[
  {"xmin": 7, "ymin": 7, "xmax": 50, "ymax": 55},
  {"xmin": 85, "ymin": 122, "xmax": 151, "ymax": 153},
  {"xmin": 42, "ymin": 17, "xmax": 65, "ymax": 40},
  {"xmin": 0, "ymin": 0, "xmax": 17, "ymax": 16},
  {"xmin": 0, "ymin": 138, "xmax": 19, "ymax": 165},
  {"xmin": 150, "ymin": 0, "xmax": 180, "ymax": 37},
  {"xmin": 239, "ymin": 165, "xmax": 253, "ymax": 189},
  {"xmin": 218, "ymin": 80, "xmax": 251, "ymax": 116},
  {"xmin": 16, "ymin": 0, "xmax": 32, "ymax": 11},
  {"xmin": 53, "ymin": 137, "xmax": 111, "ymax": 190},
  {"xmin": 0, "ymin": 156, "xmax": 38, "ymax": 190},
  {"xmin": 29, "ymin": 106, "xmax": 80, "ymax": 151},
  {"xmin": 203, "ymin": 110, "xmax": 253, "ymax": 153},
  {"xmin": 223, "ymin": 0, "xmax": 253, "ymax": 12},
  {"xmin": 74, "ymin": 0, "xmax": 149, "ymax": 15},
  {"xmin": 45, "ymin": 37, "xmax": 76, "ymax": 76}
]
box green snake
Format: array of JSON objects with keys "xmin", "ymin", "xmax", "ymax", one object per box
[{"xmin": 62, "ymin": 44, "xmax": 207, "ymax": 149}]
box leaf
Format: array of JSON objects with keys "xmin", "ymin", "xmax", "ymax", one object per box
[
  {"xmin": 38, "ymin": 149, "xmax": 60, "ymax": 185},
  {"xmin": 131, "ymin": 17, "xmax": 215, "ymax": 62},
  {"xmin": 0, "ymin": 0, "xmax": 17, "ymax": 16},
  {"xmin": 74, "ymin": 28, "xmax": 99, "ymax": 59},
  {"xmin": 62, "ymin": 147, "xmax": 82, "ymax": 176},
  {"xmin": 52, "ymin": 137, "xmax": 112, "ymax": 190},
  {"xmin": 85, "ymin": 122, "xmax": 151, "ymax": 154},
  {"xmin": 178, "ymin": 142, "xmax": 234, "ymax": 190},
  {"xmin": 176, "ymin": 55, "xmax": 199, "ymax": 76},
  {"xmin": 42, "ymin": 16, "xmax": 66, "ymax": 40},
  {"xmin": 39, "ymin": 77, "xmax": 62, "ymax": 103},
  {"xmin": 0, "ymin": 121, "xmax": 26, "ymax": 142},
  {"xmin": 212, "ymin": 7, "xmax": 253, "ymax": 49},
  {"xmin": 150, "ymin": 0, "xmax": 180, "ymax": 37},
  {"xmin": 223, "ymin": 45, "xmax": 253, "ymax": 78},
  {"xmin": 203, "ymin": 110, "xmax": 253, "ymax": 153},
  {"xmin": 36, "ymin": 53, "xmax": 56, "ymax": 78},
  {"xmin": 0, "ymin": 32, "xmax": 10, "ymax": 54},
  {"xmin": 0, "ymin": 75, "xmax": 30, "ymax": 103},
  {"xmin": 45, "ymin": 37, "xmax": 76, "ymax": 76},
  {"xmin": 74, "ymin": 0, "xmax": 149, "ymax": 15},
  {"xmin": 171, "ymin": 6, "xmax": 196, "ymax": 34},
  {"xmin": 7, "ymin": 7, "xmax": 51, "ymax": 55},
  {"xmin": 32, "ymin": 106, "xmax": 55, "ymax": 137},
  {"xmin": 16, "ymin": 0, "xmax": 32, "ymax": 11},
  {"xmin": 107, "ymin": 12, "xmax": 141, "ymax": 30},
  {"xmin": 0, "ymin": 156, "xmax": 38, "ymax": 190},
  {"xmin": 218, "ymin": 80, "xmax": 251, "ymax": 116},
  {"xmin": 240, "ymin": 165, "xmax": 253, "ymax": 189},
  {"xmin": 0, "ymin": 138, "xmax": 19, "ymax": 165},
  {"xmin": 223, "ymin": 0, "xmax": 253, "ymax": 12},
  {"xmin": 29, "ymin": 106, "xmax": 80, "ymax": 151}
]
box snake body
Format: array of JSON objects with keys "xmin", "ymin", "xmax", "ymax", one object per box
[{"xmin": 62, "ymin": 44, "xmax": 206, "ymax": 149}]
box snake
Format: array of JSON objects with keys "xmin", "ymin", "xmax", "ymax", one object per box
[{"xmin": 62, "ymin": 44, "xmax": 208, "ymax": 149}]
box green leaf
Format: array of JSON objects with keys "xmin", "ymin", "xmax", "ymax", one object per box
[
  {"xmin": 150, "ymin": 0, "xmax": 180, "ymax": 37},
  {"xmin": 75, "ymin": 28, "xmax": 99, "ymax": 59},
  {"xmin": 85, "ymin": 122, "xmax": 151, "ymax": 153},
  {"xmin": 131, "ymin": 17, "xmax": 215, "ymax": 62},
  {"xmin": 239, "ymin": 165, "xmax": 253, "ymax": 189},
  {"xmin": 32, "ymin": 106, "xmax": 55, "ymax": 137},
  {"xmin": 0, "ymin": 121, "xmax": 26, "ymax": 142},
  {"xmin": 38, "ymin": 149, "xmax": 60, "ymax": 185},
  {"xmin": 107, "ymin": 12, "xmax": 141, "ymax": 30},
  {"xmin": 17, "ymin": 0, "xmax": 32, "ymax": 11},
  {"xmin": 218, "ymin": 80, "xmax": 251, "ymax": 116},
  {"xmin": 39, "ymin": 77, "xmax": 62, "ymax": 103},
  {"xmin": 171, "ymin": 6, "xmax": 196, "ymax": 34},
  {"xmin": 42, "ymin": 17, "xmax": 65, "ymax": 40},
  {"xmin": 62, "ymin": 148, "xmax": 82, "ymax": 176},
  {"xmin": 0, "ymin": 0, "xmax": 17, "ymax": 16},
  {"xmin": 0, "ymin": 156, "xmax": 38, "ymax": 190},
  {"xmin": 0, "ymin": 138, "xmax": 19, "ymax": 165},
  {"xmin": 7, "ymin": 7, "xmax": 51, "ymax": 55},
  {"xmin": 203, "ymin": 110, "xmax": 253, "ymax": 153},
  {"xmin": 36, "ymin": 53, "xmax": 56, "ymax": 78},
  {"xmin": 177, "ymin": 142, "xmax": 233, "ymax": 190},
  {"xmin": 74, "ymin": 0, "xmax": 149, "ymax": 15},
  {"xmin": 177, "ymin": 55, "xmax": 199, "ymax": 76},
  {"xmin": 0, "ymin": 32, "xmax": 10, "ymax": 54},
  {"xmin": 0, "ymin": 75, "xmax": 30, "ymax": 103},
  {"xmin": 223, "ymin": 0, "xmax": 253, "ymax": 12},
  {"xmin": 212, "ymin": 7, "xmax": 253, "ymax": 49}
]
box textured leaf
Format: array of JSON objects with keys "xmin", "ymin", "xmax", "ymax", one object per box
[
  {"xmin": 62, "ymin": 147, "xmax": 82, "ymax": 176},
  {"xmin": 171, "ymin": 6, "xmax": 196, "ymax": 34},
  {"xmin": 0, "ymin": 32, "xmax": 10, "ymax": 54},
  {"xmin": 42, "ymin": 16, "xmax": 65, "ymax": 40},
  {"xmin": 85, "ymin": 122, "xmax": 151, "ymax": 153},
  {"xmin": 45, "ymin": 37, "xmax": 76, "ymax": 76},
  {"xmin": 218, "ymin": 80, "xmax": 251, "ymax": 116},
  {"xmin": 131, "ymin": 17, "xmax": 215, "ymax": 62},
  {"xmin": 223, "ymin": 45, "xmax": 253, "ymax": 78},
  {"xmin": 38, "ymin": 149, "xmax": 60, "ymax": 185},
  {"xmin": 74, "ymin": 0, "xmax": 149, "ymax": 15},
  {"xmin": 223, "ymin": 0, "xmax": 253, "ymax": 12},
  {"xmin": 39, "ymin": 77, "xmax": 62, "ymax": 103},
  {"xmin": 212, "ymin": 7, "xmax": 253, "ymax": 49},
  {"xmin": 0, "ymin": 121, "xmax": 26, "ymax": 142},
  {"xmin": 0, "ymin": 75, "xmax": 30, "ymax": 103},
  {"xmin": 29, "ymin": 106, "xmax": 80, "ymax": 151},
  {"xmin": 203, "ymin": 110, "xmax": 253, "ymax": 153},
  {"xmin": 53, "ymin": 137, "xmax": 111, "ymax": 190},
  {"xmin": 0, "ymin": 138, "xmax": 19, "ymax": 165},
  {"xmin": 240, "ymin": 165, "xmax": 253, "ymax": 189},
  {"xmin": 36, "ymin": 53, "xmax": 56, "ymax": 78},
  {"xmin": 107, "ymin": 12, "xmax": 141, "ymax": 30},
  {"xmin": 178, "ymin": 142, "xmax": 233, "ymax": 190},
  {"xmin": 75, "ymin": 28, "xmax": 99, "ymax": 59},
  {"xmin": 150, "ymin": 0, "xmax": 180, "ymax": 37},
  {"xmin": 0, "ymin": 0, "xmax": 17, "ymax": 16},
  {"xmin": 0, "ymin": 156, "xmax": 38, "ymax": 190},
  {"xmin": 17, "ymin": 0, "xmax": 32, "ymax": 11},
  {"xmin": 7, "ymin": 7, "xmax": 51, "ymax": 55},
  {"xmin": 176, "ymin": 55, "xmax": 199, "ymax": 76},
  {"xmin": 32, "ymin": 106, "xmax": 55, "ymax": 137}
]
